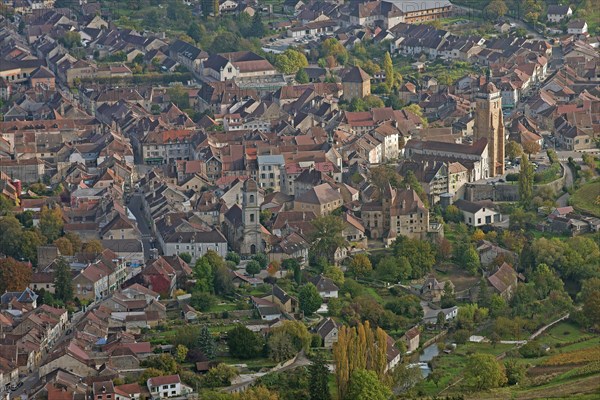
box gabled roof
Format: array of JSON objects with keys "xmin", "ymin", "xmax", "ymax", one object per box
[
  {"xmin": 309, "ymin": 274, "xmax": 339, "ymax": 293},
  {"xmin": 343, "ymin": 66, "xmax": 370, "ymax": 83},
  {"xmin": 487, "ymin": 262, "xmax": 517, "ymax": 294}
]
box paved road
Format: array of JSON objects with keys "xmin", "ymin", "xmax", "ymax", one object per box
[
  {"xmin": 128, "ymin": 193, "xmax": 154, "ymax": 262},
  {"xmin": 556, "ymin": 162, "xmax": 574, "ymax": 207}
]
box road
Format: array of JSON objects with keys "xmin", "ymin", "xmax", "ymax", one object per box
[
  {"xmin": 128, "ymin": 193, "xmax": 154, "ymax": 262},
  {"xmin": 556, "ymin": 162, "xmax": 574, "ymax": 207}
]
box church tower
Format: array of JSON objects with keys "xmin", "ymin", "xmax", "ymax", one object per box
[
  {"xmin": 474, "ymin": 80, "xmax": 505, "ymax": 177},
  {"xmin": 240, "ymin": 178, "xmax": 264, "ymax": 255}
]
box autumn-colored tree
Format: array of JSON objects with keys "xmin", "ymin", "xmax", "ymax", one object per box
[
  {"xmin": 64, "ymin": 232, "xmax": 83, "ymax": 253},
  {"xmin": 0, "ymin": 257, "xmax": 32, "ymax": 292},
  {"xmin": 505, "ymin": 140, "xmax": 523, "ymax": 161},
  {"xmin": 349, "ymin": 254, "xmax": 372, "ymax": 278},
  {"xmin": 54, "ymin": 237, "xmax": 74, "ymax": 256},
  {"xmin": 175, "ymin": 344, "xmax": 188, "ymax": 363},
  {"xmin": 39, "ymin": 205, "xmax": 64, "ymax": 243},
  {"xmin": 333, "ymin": 321, "xmax": 389, "ymax": 399},
  {"xmin": 267, "ymin": 260, "xmax": 280, "ymax": 276},
  {"xmin": 82, "ymin": 239, "xmax": 103, "ymax": 256},
  {"xmin": 383, "ymin": 51, "xmax": 394, "ymax": 90},
  {"xmin": 471, "ymin": 228, "xmax": 485, "ymax": 242},
  {"xmin": 522, "ymin": 140, "xmax": 541, "ymax": 158}
]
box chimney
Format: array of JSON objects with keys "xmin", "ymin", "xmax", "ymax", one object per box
[{"xmin": 402, "ymin": 199, "xmax": 406, "ymax": 209}]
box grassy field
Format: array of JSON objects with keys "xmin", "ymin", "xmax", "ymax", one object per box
[{"xmin": 571, "ymin": 179, "xmax": 600, "ymax": 217}]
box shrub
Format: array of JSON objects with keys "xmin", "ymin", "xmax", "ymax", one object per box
[{"xmin": 506, "ymin": 173, "xmax": 519, "ymax": 181}]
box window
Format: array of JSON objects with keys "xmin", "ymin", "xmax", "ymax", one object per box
[
  {"xmin": 250, "ymin": 213, "xmax": 255, "ymax": 222},
  {"xmin": 170, "ymin": 385, "xmax": 176, "ymax": 388}
]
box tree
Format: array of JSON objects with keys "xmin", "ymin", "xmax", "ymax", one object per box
[
  {"xmin": 175, "ymin": 344, "xmax": 189, "ymax": 363},
  {"xmin": 246, "ymin": 260, "xmax": 261, "ymax": 277},
  {"xmin": 271, "ymin": 320, "xmax": 311, "ymax": 352},
  {"xmin": 179, "ymin": 252, "xmax": 192, "ymax": 264},
  {"xmin": 203, "ymin": 364, "xmax": 237, "ymax": 388},
  {"xmin": 187, "ymin": 23, "xmax": 202, "ymax": 44},
  {"xmin": 443, "ymin": 204, "xmax": 463, "ymax": 223},
  {"xmin": 401, "ymin": 104, "xmax": 428, "ymax": 127},
  {"xmin": 463, "ymin": 244, "xmax": 481, "ymax": 274},
  {"xmin": 478, "ymin": 277, "xmax": 491, "ymax": 308},
  {"xmin": 226, "ymin": 252, "xmax": 241, "ymax": 265},
  {"xmin": 268, "ymin": 331, "xmax": 296, "ymax": 362},
  {"xmin": 505, "ymin": 140, "xmax": 523, "ymax": 161},
  {"xmin": 141, "ymin": 354, "xmax": 178, "ymax": 374},
  {"xmin": 252, "ymin": 253, "xmax": 268, "ymax": 269},
  {"xmin": 227, "ymin": 325, "xmax": 263, "ymax": 359},
  {"xmin": 0, "ymin": 257, "xmax": 31, "ymax": 293},
  {"xmin": 383, "ymin": 51, "xmax": 394, "ymax": 90},
  {"xmin": 309, "ymin": 352, "xmax": 330, "ymax": 400},
  {"xmin": 53, "ymin": 237, "xmax": 73, "ymax": 256},
  {"xmin": 310, "ymin": 215, "xmax": 347, "ymax": 263},
  {"xmin": 440, "ymin": 282, "xmax": 456, "ymax": 308},
  {"xmin": 464, "ymin": 353, "xmax": 507, "ymax": 390},
  {"xmin": 522, "ymin": 141, "xmax": 541, "ymax": 158},
  {"xmin": 393, "ymin": 236, "xmax": 435, "ymax": 278},
  {"xmin": 370, "ymin": 165, "xmax": 402, "ymax": 193},
  {"xmin": 82, "ymin": 239, "xmax": 103, "ymax": 256},
  {"xmin": 232, "ymin": 386, "xmax": 279, "ymax": 400},
  {"xmin": 0, "ymin": 195, "xmax": 13, "ymax": 215},
  {"xmin": 275, "ymin": 49, "xmax": 309, "ymax": 74},
  {"xmin": 59, "ymin": 31, "xmax": 81, "ymax": 49},
  {"xmin": 138, "ymin": 368, "xmax": 164, "ymax": 385},
  {"xmin": 485, "ymin": 0, "xmax": 508, "ymax": 18},
  {"xmin": 54, "ymin": 257, "xmax": 73, "ymax": 303},
  {"xmin": 471, "ymin": 228, "xmax": 485, "ymax": 242},
  {"xmin": 198, "ymin": 324, "xmax": 217, "ymax": 359},
  {"xmin": 578, "ymin": 277, "xmax": 600, "ymax": 330},
  {"xmin": 20, "ymin": 229, "xmax": 45, "ymax": 263},
  {"xmin": 400, "ymin": 170, "xmax": 428, "ymax": 207},
  {"xmin": 267, "ymin": 261, "xmax": 280, "ymax": 276},
  {"xmin": 489, "ymin": 294, "xmax": 507, "ymax": 317},
  {"xmin": 346, "ymin": 369, "xmax": 391, "ymax": 400},
  {"xmin": 195, "ymin": 257, "xmax": 214, "ymax": 292},
  {"xmin": 250, "ymin": 12, "xmax": 265, "ymax": 37},
  {"xmin": 298, "ymin": 283, "xmax": 322, "ymax": 316},
  {"xmin": 40, "ymin": 205, "xmax": 63, "ymax": 243},
  {"xmin": 295, "ymin": 68, "xmax": 309, "ymax": 83},
  {"xmin": 349, "ymin": 254, "xmax": 372, "ymax": 278},
  {"xmin": 191, "ymin": 292, "xmax": 217, "ymax": 311},
  {"xmin": 323, "ymin": 265, "xmax": 345, "ymax": 286},
  {"xmin": 504, "ymin": 359, "xmax": 526, "ymax": 385},
  {"xmin": 518, "ymin": 154, "xmax": 535, "ymax": 209}
]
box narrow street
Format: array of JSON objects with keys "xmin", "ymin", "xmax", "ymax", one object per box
[{"xmin": 128, "ymin": 193, "xmax": 154, "ymax": 262}]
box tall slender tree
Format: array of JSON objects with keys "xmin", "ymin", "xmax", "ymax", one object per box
[
  {"xmin": 519, "ymin": 155, "xmax": 534, "ymax": 209},
  {"xmin": 383, "ymin": 51, "xmax": 394, "ymax": 90},
  {"xmin": 309, "ymin": 352, "xmax": 330, "ymax": 400},
  {"xmin": 198, "ymin": 324, "xmax": 216, "ymax": 359},
  {"xmin": 54, "ymin": 256, "xmax": 73, "ymax": 302}
]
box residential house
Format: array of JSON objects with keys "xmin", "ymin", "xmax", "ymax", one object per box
[
  {"xmin": 423, "ymin": 306, "xmax": 458, "ymax": 325},
  {"xmin": 314, "ymin": 317, "xmax": 340, "ymax": 348},
  {"xmin": 487, "ymin": 262, "xmax": 518, "ymax": 300},
  {"xmin": 402, "ymin": 326, "xmax": 420, "ymax": 353},
  {"xmin": 342, "ymin": 66, "xmax": 371, "ymax": 100},
  {"xmin": 420, "ymin": 276, "xmax": 454, "ymax": 302},
  {"xmin": 309, "ymin": 275, "xmax": 339, "ymax": 299},
  {"xmin": 547, "ymin": 5, "xmax": 572, "ymax": 23},
  {"xmin": 147, "ymin": 375, "xmax": 188, "ymax": 399},
  {"xmin": 567, "ymin": 20, "xmax": 588, "ymax": 35},
  {"xmin": 202, "ymin": 51, "xmax": 277, "ymax": 82},
  {"xmin": 453, "ymin": 199, "xmax": 503, "ymax": 227}
]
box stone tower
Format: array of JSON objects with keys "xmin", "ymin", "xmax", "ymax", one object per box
[
  {"xmin": 240, "ymin": 178, "xmax": 264, "ymax": 255},
  {"xmin": 474, "ymin": 81, "xmax": 504, "ymax": 177}
]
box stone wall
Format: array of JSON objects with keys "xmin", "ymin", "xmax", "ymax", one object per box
[{"xmin": 465, "ymin": 165, "xmax": 566, "ymax": 202}]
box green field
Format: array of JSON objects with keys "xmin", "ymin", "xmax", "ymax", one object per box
[{"xmin": 571, "ymin": 179, "xmax": 600, "ymax": 217}]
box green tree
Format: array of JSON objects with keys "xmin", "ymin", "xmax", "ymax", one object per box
[
  {"xmin": 464, "ymin": 353, "xmax": 507, "ymax": 390},
  {"xmin": 179, "ymin": 252, "xmax": 192, "ymax": 264},
  {"xmin": 0, "ymin": 195, "xmax": 13, "ymax": 215},
  {"xmin": 198, "ymin": 324, "xmax": 217, "ymax": 359},
  {"xmin": 323, "ymin": 265, "xmax": 345, "ymax": 286},
  {"xmin": 310, "ymin": 215, "xmax": 347, "ymax": 263},
  {"xmin": 298, "ymin": 283, "xmax": 322, "ymax": 316},
  {"xmin": 175, "ymin": 344, "xmax": 189, "ymax": 363},
  {"xmin": 504, "ymin": 359, "xmax": 526, "ymax": 385},
  {"xmin": 40, "ymin": 205, "xmax": 64, "ymax": 243},
  {"xmin": 59, "ymin": 31, "xmax": 81, "ymax": 49},
  {"xmin": 194, "ymin": 257, "xmax": 214, "ymax": 292},
  {"xmin": 203, "ymin": 364, "xmax": 237, "ymax": 388},
  {"xmin": 519, "ymin": 155, "xmax": 534, "ymax": 209},
  {"xmin": 275, "ymin": 49, "xmax": 309, "ymax": 74},
  {"xmin": 246, "ymin": 260, "xmax": 261, "ymax": 277},
  {"xmin": 440, "ymin": 281, "xmax": 456, "ymax": 308},
  {"xmin": 383, "ymin": 51, "xmax": 394, "ymax": 90},
  {"xmin": 268, "ymin": 331, "xmax": 296, "ymax": 362},
  {"xmin": 443, "ymin": 204, "xmax": 463, "ymax": 223},
  {"xmin": 346, "ymin": 369, "xmax": 391, "ymax": 400},
  {"xmin": 227, "ymin": 325, "xmax": 263, "ymax": 359},
  {"xmin": 309, "ymin": 352, "xmax": 330, "ymax": 400},
  {"xmin": 250, "ymin": 12, "xmax": 265, "ymax": 37},
  {"xmin": 54, "ymin": 256, "xmax": 73, "ymax": 302},
  {"xmin": 578, "ymin": 277, "xmax": 600, "ymax": 330},
  {"xmin": 393, "ymin": 236, "xmax": 435, "ymax": 278},
  {"xmin": 463, "ymin": 244, "xmax": 481, "ymax": 274},
  {"xmin": 505, "ymin": 140, "xmax": 523, "ymax": 161},
  {"xmin": 270, "ymin": 320, "xmax": 311, "ymax": 353},
  {"xmin": 226, "ymin": 251, "xmax": 241, "ymax": 265},
  {"xmin": 295, "ymin": 68, "xmax": 309, "ymax": 83},
  {"xmin": 349, "ymin": 254, "xmax": 372, "ymax": 278},
  {"xmin": 401, "ymin": 104, "xmax": 428, "ymax": 127},
  {"xmin": 187, "ymin": 23, "xmax": 202, "ymax": 44}
]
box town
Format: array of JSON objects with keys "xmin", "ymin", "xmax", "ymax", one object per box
[{"xmin": 0, "ymin": 0, "xmax": 598, "ymax": 399}]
